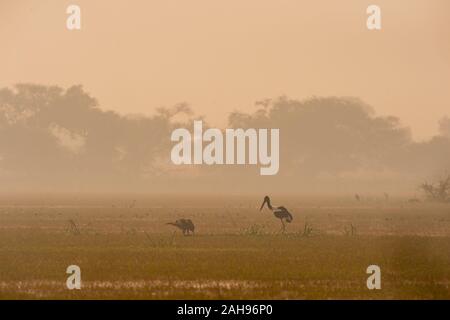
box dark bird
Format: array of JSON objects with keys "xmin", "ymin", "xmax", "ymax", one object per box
[
  {"xmin": 260, "ymin": 196, "xmax": 293, "ymax": 232},
  {"xmin": 167, "ymin": 219, "xmax": 195, "ymax": 235}
]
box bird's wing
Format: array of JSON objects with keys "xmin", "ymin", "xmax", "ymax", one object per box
[{"xmin": 275, "ymin": 206, "xmax": 293, "ymax": 221}]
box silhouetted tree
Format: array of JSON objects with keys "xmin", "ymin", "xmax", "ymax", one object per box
[{"xmin": 420, "ymin": 175, "xmax": 450, "ymax": 202}]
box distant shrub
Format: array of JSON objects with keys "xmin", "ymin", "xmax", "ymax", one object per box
[{"xmin": 420, "ymin": 175, "xmax": 450, "ymax": 202}]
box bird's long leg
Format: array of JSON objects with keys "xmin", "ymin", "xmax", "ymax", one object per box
[{"xmin": 279, "ymin": 218, "xmax": 286, "ymax": 234}]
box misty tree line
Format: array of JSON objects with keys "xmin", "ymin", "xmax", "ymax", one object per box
[{"xmin": 0, "ymin": 84, "xmax": 449, "ymax": 194}]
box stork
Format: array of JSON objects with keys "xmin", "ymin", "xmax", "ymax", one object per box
[
  {"xmin": 260, "ymin": 196, "xmax": 293, "ymax": 232},
  {"xmin": 166, "ymin": 219, "xmax": 195, "ymax": 235}
]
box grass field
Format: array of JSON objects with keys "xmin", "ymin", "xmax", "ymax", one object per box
[{"xmin": 0, "ymin": 194, "xmax": 449, "ymax": 299}]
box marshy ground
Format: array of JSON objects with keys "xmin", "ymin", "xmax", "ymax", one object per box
[{"xmin": 0, "ymin": 194, "xmax": 449, "ymax": 299}]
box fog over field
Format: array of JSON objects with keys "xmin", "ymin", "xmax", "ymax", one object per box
[
  {"xmin": 0, "ymin": 84, "xmax": 450, "ymax": 195},
  {"xmin": 1, "ymin": 0, "xmax": 450, "ymax": 302}
]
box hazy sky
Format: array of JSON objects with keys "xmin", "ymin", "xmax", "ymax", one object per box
[{"xmin": 1, "ymin": 0, "xmax": 449, "ymax": 140}]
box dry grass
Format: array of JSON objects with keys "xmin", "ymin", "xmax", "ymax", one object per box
[{"xmin": 0, "ymin": 195, "xmax": 449, "ymax": 299}]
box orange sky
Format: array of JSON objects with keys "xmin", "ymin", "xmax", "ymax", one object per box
[{"xmin": 1, "ymin": 0, "xmax": 449, "ymax": 140}]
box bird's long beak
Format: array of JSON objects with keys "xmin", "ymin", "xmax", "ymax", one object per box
[{"xmin": 260, "ymin": 198, "xmax": 267, "ymax": 211}]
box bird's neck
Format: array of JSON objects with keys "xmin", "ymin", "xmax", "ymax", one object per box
[{"xmin": 266, "ymin": 199, "xmax": 273, "ymax": 210}]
